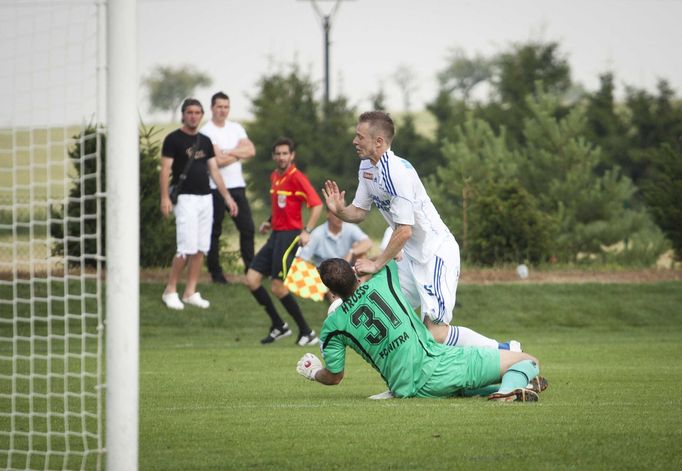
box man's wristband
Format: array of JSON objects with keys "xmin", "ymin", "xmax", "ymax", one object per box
[{"xmin": 302, "ymin": 227, "xmax": 312, "ymax": 234}]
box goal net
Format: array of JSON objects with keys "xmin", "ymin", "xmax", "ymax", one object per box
[{"xmin": 0, "ymin": 1, "xmax": 106, "ymax": 469}]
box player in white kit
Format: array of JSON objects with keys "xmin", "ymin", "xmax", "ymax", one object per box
[{"xmin": 323, "ymin": 111, "xmax": 517, "ymax": 350}]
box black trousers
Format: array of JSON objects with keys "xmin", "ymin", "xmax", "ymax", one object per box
[{"xmin": 206, "ymin": 187, "xmax": 255, "ymax": 275}]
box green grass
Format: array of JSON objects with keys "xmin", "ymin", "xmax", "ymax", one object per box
[
  {"xmin": 3, "ymin": 281, "xmax": 682, "ymax": 469},
  {"xmin": 137, "ymin": 281, "xmax": 682, "ymax": 470}
]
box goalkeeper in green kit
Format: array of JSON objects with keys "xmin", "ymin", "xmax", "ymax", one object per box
[{"xmin": 296, "ymin": 258, "xmax": 547, "ymax": 401}]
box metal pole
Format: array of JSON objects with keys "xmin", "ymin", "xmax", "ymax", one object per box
[
  {"xmin": 306, "ymin": 0, "xmax": 347, "ymax": 111},
  {"xmin": 323, "ymin": 15, "xmax": 331, "ymax": 107},
  {"xmin": 106, "ymin": 0, "xmax": 139, "ymax": 469}
]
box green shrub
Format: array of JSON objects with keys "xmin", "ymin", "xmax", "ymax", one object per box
[
  {"xmin": 50, "ymin": 126, "xmax": 105, "ymax": 267},
  {"xmin": 51, "ymin": 124, "xmax": 176, "ymax": 268},
  {"xmin": 139, "ymin": 124, "xmax": 176, "ymax": 267},
  {"xmin": 642, "ymin": 143, "xmax": 682, "ymax": 260},
  {"xmin": 467, "ymin": 180, "xmax": 556, "ymax": 265}
]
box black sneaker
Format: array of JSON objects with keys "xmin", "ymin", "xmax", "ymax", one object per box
[
  {"xmin": 211, "ymin": 272, "xmax": 229, "ymax": 284},
  {"xmin": 260, "ymin": 323, "xmax": 292, "ymax": 344},
  {"xmin": 296, "ymin": 331, "xmax": 319, "ymax": 347}
]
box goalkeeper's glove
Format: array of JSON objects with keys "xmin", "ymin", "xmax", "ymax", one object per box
[{"xmin": 297, "ymin": 353, "xmax": 323, "ymax": 381}]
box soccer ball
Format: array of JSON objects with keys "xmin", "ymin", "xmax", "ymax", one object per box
[{"xmin": 516, "ymin": 264, "xmax": 529, "ymax": 279}]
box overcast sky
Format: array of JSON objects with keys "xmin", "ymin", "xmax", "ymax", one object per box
[
  {"xmin": 137, "ymin": 0, "xmax": 682, "ymax": 122},
  {"xmin": 2, "ymin": 0, "xmax": 681, "ymax": 126}
]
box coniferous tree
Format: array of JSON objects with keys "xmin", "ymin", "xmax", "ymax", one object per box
[
  {"xmin": 245, "ymin": 64, "xmax": 356, "ymax": 207},
  {"xmin": 518, "ymin": 90, "xmax": 648, "ymax": 260}
]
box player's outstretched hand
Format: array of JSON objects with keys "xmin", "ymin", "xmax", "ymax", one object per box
[
  {"xmin": 296, "ymin": 353, "xmax": 322, "ymax": 381},
  {"xmin": 322, "ymin": 180, "xmax": 346, "ymax": 214}
]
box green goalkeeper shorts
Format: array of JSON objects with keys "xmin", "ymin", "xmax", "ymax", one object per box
[{"xmin": 415, "ymin": 346, "xmax": 500, "ymax": 398}]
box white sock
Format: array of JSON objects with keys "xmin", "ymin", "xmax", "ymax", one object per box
[{"xmin": 446, "ymin": 325, "xmax": 498, "ymax": 348}]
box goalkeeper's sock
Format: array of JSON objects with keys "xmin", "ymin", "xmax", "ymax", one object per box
[
  {"xmin": 279, "ymin": 293, "xmax": 311, "ymax": 335},
  {"xmin": 448, "ymin": 326, "xmax": 498, "ymax": 348},
  {"xmin": 251, "ymin": 287, "xmax": 285, "ymax": 328},
  {"xmin": 459, "ymin": 384, "xmax": 500, "ymax": 397},
  {"xmin": 497, "ymin": 360, "xmax": 539, "ymax": 394}
]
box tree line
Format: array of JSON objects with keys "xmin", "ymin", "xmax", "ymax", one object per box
[
  {"xmin": 57, "ymin": 40, "xmax": 681, "ymax": 268},
  {"xmin": 241, "ymin": 40, "xmax": 681, "ymax": 266}
]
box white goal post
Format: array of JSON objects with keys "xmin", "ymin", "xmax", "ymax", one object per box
[
  {"xmin": 106, "ymin": 0, "xmax": 139, "ymax": 470},
  {"xmin": 0, "ymin": 1, "xmax": 139, "ymax": 470}
]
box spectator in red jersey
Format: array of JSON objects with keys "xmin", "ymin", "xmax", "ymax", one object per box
[{"xmin": 245, "ymin": 137, "xmax": 323, "ymax": 346}]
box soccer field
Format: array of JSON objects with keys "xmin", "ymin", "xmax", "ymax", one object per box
[{"xmin": 138, "ymin": 281, "xmax": 682, "ymax": 470}]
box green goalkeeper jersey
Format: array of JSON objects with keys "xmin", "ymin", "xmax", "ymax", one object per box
[{"xmin": 320, "ymin": 260, "xmax": 450, "ymax": 397}]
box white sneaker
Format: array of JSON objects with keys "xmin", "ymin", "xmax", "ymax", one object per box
[
  {"xmin": 368, "ymin": 390, "xmax": 394, "ymax": 400},
  {"xmin": 297, "ymin": 331, "xmax": 319, "ymax": 347},
  {"xmin": 182, "ymin": 292, "xmax": 210, "ymax": 309},
  {"xmin": 162, "ymin": 292, "xmax": 184, "ymax": 310}
]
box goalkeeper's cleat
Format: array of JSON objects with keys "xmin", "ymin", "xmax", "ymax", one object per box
[
  {"xmin": 527, "ymin": 376, "xmax": 549, "ymax": 393},
  {"xmin": 182, "ymin": 292, "xmax": 210, "ymax": 309},
  {"xmin": 162, "ymin": 292, "xmax": 184, "ymax": 310},
  {"xmin": 368, "ymin": 390, "xmax": 395, "ymax": 400},
  {"xmin": 498, "ymin": 340, "xmax": 522, "ymax": 352},
  {"xmin": 260, "ymin": 323, "xmax": 292, "ymax": 344},
  {"xmin": 297, "ymin": 331, "xmax": 319, "ymax": 347},
  {"xmin": 488, "ymin": 388, "xmax": 539, "ymax": 402}
]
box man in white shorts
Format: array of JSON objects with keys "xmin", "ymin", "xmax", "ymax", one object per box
[
  {"xmin": 323, "ymin": 111, "xmax": 517, "ymax": 350},
  {"xmin": 159, "ymin": 98, "xmax": 238, "ymax": 310}
]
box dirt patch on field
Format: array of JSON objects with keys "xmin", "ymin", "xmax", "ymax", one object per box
[{"xmin": 135, "ymin": 266, "xmax": 682, "ymax": 285}]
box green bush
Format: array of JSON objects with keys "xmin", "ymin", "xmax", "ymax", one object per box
[
  {"xmin": 51, "ymin": 124, "xmax": 176, "ymax": 268},
  {"xmin": 50, "ymin": 126, "xmax": 105, "ymax": 267},
  {"xmin": 139, "ymin": 124, "xmax": 176, "ymax": 267},
  {"xmin": 467, "ymin": 181, "xmax": 556, "ymax": 265},
  {"xmin": 642, "ymin": 143, "xmax": 682, "ymax": 260},
  {"xmin": 597, "ymin": 225, "xmax": 671, "ymax": 267}
]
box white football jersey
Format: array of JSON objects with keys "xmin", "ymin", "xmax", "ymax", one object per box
[
  {"xmin": 352, "ymin": 150, "xmax": 451, "ymax": 263},
  {"xmin": 200, "ymin": 120, "xmax": 248, "ymax": 189}
]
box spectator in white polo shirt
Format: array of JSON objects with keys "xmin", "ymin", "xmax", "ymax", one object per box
[{"xmin": 298, "ymin": 212, "xmax": 373, "ymax": 302}]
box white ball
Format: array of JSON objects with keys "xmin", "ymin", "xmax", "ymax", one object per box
[{"xmin": 516, "ymin": 264, "xmax": 529, "ymax": 279}]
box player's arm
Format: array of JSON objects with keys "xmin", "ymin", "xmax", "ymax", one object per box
[
  {"xmin": 356, "ymin": 224, "xmax": 411, "ymax": 275},
  {"xmin": 335, "ymin": 204, "xmax": 368, "ymax": 224},
  {"xmin": 296, "ymin": 353, "xmax": 344, "ymax": 385},
  {"xmin": 159, "ymin": 156, "xmax": 173, "ymax": 217},
  {"xmin": 322, "ymin": 180, "xmax": 369, "ymax": 223},
  {"xmin": 315, "ymin": 368, "xmax": 345, "ymax": 385}
]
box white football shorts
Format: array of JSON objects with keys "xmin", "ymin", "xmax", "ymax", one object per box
[
  {"xmin": 174, "ymin": 194, "xmax": 213, "ymax": 256},
  {"xmin": 396, "ymin": 233, "xmax": 460, "ymax": 325}
]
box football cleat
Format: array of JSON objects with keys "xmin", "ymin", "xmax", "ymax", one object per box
[
  {"xmin": 260, "ymin": 323, "xmax": 292, "ymax": 344},
  {"xmin": 488, "ymin": 388, "xmax": 539, "ymax": 402},
  {"xmin": 368, "ymin": 390, "xmax": 395, "ymax": 400},
  {"xmin": 297, "ymin": 331, "xmax": 320, "ymax": 347},
  {"xmin": 527, "ymin": 376, "xmax": 549, "ymax": 393}
]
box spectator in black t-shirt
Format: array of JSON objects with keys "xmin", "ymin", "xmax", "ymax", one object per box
[{"xmin": 159, "ymin": 98, "xmax": 237, "ymax": 310}]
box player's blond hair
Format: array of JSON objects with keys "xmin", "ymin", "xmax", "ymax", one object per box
[{"xmin": 358, "ymin": 111, "xmax": 395, "ymax": 144}]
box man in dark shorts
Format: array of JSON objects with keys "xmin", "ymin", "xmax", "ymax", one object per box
[{"xmin": 245, "ymin": 137, "xmax": 323, "ymax": 346}]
